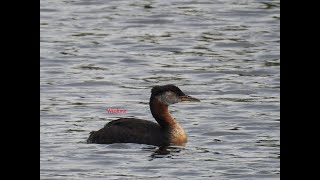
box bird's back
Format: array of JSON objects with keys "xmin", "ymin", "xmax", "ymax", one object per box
[{"xmin": 87, "ymin": 118, "xmax": 169, "ymax": 146}]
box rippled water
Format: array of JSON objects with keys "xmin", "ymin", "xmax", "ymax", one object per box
[{"xmin": 40, "ymin": 0, "xmax": 280, "ymax": 179}]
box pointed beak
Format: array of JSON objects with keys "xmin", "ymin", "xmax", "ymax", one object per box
[{"xmin": 180, "ymin": 95, "xmax": 201, "ymax": 102}]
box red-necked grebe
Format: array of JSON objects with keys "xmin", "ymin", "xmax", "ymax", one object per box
[{"xmin": 87, "ymin": 84, "xmax": 200, "ymax": 146}]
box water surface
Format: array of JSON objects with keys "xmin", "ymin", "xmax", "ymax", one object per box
[{"xmin": 40, "ymin": 0, "xmax": 280, "ymax": 179}]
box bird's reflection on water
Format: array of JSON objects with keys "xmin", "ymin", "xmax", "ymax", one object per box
[{"xmin": 149, "ymin": 146, "xmax": 184, "ymax": 160}]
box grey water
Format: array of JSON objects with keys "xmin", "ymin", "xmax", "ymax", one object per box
[{"xmin": 40, "ymin": 0, "xmax": 280, "ymax": 179}]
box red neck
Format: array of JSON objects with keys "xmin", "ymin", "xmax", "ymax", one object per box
[
  {"xmin": 150, "ymin": 97, "xmax": 187, "ymax": 145},
  {"xmin": 150, "ymin": 97, "xmax": 176, "ymax": 128}
]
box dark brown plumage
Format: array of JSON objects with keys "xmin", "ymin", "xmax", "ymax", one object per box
[
  {"xmin": 88, "ymin": 118, "xmax": 169, "ymax": 146},
  {"xmin": 151, "ymin": 84, "xmax": 186, "ymax": 97}
]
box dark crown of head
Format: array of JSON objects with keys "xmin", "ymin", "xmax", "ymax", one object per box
[{"xmin": 151, "ymin": 84, "xmax": 186, "ymax": 97}]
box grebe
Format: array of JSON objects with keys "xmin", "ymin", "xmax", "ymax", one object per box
[{"xmin": 87, "ymin": 84, "xmax": 200, "ymax": 146}]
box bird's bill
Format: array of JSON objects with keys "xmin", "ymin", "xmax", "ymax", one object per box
[{"xmin": 180, "ymin": 95, "xmax": 200, "ymax": 102}]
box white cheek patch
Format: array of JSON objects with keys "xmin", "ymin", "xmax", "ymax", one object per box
[{"xmin": 157, "ymin": 91, "xmax": 180, "ymax": 105}]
